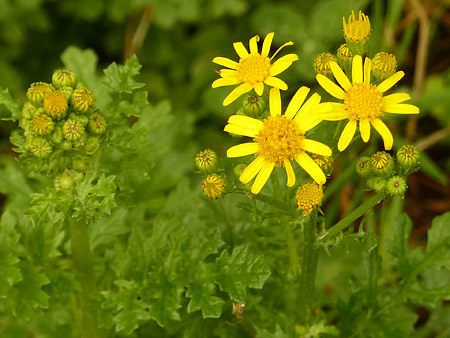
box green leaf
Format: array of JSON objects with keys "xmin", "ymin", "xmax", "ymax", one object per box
[
  {"xmin": 186, "ymin": 282, "xmax": 225, "ymax": 318},
  {"xmin": 215, "ymin": 245, "xmax": 271, "ymax": 302},
  {"xmin": 427, "ymin": 212, "xmax": 450, "ymax": 263},
  {"xmin": 103, "ymin": 55, "xmax": 145, "ymax": 94},
  {"xmin": 89, "ymin": 207, "xmax": 129, "ymax": 251},
  {"xmin": 61, "ymin": 46, "xmax": 100, "ymax": 93},
  {"xmin": 0, "ymin": 87, "xmax": 21, "ymax": 121},
  {"xmin": 0, "ymin": 254, "xmax": 22, "ymax": 297}
]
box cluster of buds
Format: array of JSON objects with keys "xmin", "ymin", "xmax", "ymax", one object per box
[
  {"xmin": 19, "ymin": 70, "xmax": 107, "ymax": 173},
  {"xmin": 195, "ymin": 149, "xmax": 227, "ymax": 199},
  {"xmin": 356, "ymin": 145, "xmax": 420, "ymax": 196}
]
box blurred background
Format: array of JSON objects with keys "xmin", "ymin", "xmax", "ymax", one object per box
[{"xmin": 0, "ymin": 0, "xmax": 449, "ymax": 243}]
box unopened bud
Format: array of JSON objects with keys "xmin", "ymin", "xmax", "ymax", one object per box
[
  {"xmin": 336, "ymin": 44, "xmax": 353, "ymax": 75},
  {"xmin": 372, "ymin": 52, "xmax": 397, "ymax": 83},
  {"xmin": 396, "ymin": 145, "xmax": 420, "ymax": 171},
  {"xmin": 63, "ymin": 119, "xmax": 85, "ymax": 141},
  {"xmin": 26, "ymin": 82, "xmax": 54, "ymax": 106},
  {"xmin": 87, "ymin": 112, "xmax": 107, "ymax": 135},
  {"xmin": 366, "ymin": 176, "xmax": 386, "ymax": 193},
  {"xmin": 195, "ymin": 149, "xmax": 218, "ymax": 173},
  {"xmin": 29, "ymin": 137, "xmax": 53, "ymax": 158},
  {"xmin": 31, "ymin": 113, "xmax": 54, "ymax": 136},
  {"xmin": 44, "ymin": 92, "xmax": 68, "ymax": 120},
  {"xmin": 22, "ymin": 102, "xmax": 37, "ymax": 120},
  {"xmin": 241, "ymin": 94, "xmax": 267, "ymax": 118},
  {"xmin": 71, "ymin": 87, "xmax": 94, "ymax": 113},
  {"xmin": 386, "ymin": 175, "xmax": 407, "ymax": 196},
  {"xmin": 356, "ymin": 156, "xmax": 372, "ymax": 177},
  {"xmin": 202, "ymin": 174, "xmax": 226, "ymax": 199},
  {"xmin": 370, "ymin": 151, "xmax": 394, "ymax": 177},
  {"xmin": 52, "ymin": 70, "xmax": 77, "ymax": 88},
  {"xmin": 314, "ymin": 52, "xmax": 338, "ymax": 79}
]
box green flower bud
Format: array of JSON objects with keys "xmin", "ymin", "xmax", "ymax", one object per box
[
  {"xmin": 57, "ymin": 86, "xmax": 74, "ymax": 101},
  {"xmin": 396, "ymin": 145, "xmax": 420, "ymax": 170},
  {"xmin": 370, "ymin": 151, "xmax": 394, "ymax": 177},
  {"xmin": 372, "ymin": 52, "xmax": 397, "ymax": 84},
  {"xmin": 84, "ymin": 136, "xmax": 100, "ymax": 155},
  {"xmin": 31, "ymin": 113, "xmax": 54, "ymax": 136},
  {"xmin": 29, "ymin": 137, "xmax": 52, "ymax": 158},
  {"xmin": 336, "ymin": 44, "xmax": 353, "ymax": 75},
  {"xmin": 314, "ymin": 52, "xmax": 337, "ymax": 80},
  {"xmin": 60, "ymin": 140, "xmax": 73, "ymax": 151},
  {"xmin": 356, "ymin": 156, "xmax": 372, "ymax": 177},
  {"xmin": 386, "ymin": 175, "xmax": 407, "ymax": 196},
  {"xmin": 22, "ymin": 102, "xmax": 37, "ymax": 120},
  {"xmin": 366, "ymin": 176, "xmax": 386, "ymax": 193},
  {"xmin": 26, "ymin": 82, "xmax": 54, "ymax": 106},
  {"xmin": 55, "ymin": 173, "xmax": 75, "ymax": 190},
  {"xmin": 195, "ymin": 149, "xmax": 218, "ymax": 173},
  {"xmin": 44, "ymin": 91, "xmax": 68, "ymax": 120},
  {"xmin": 241, "ymin": 94, "xmax": 267, "ymax": 118},
  {"xmin": 51, "ymin": 126, "xmax": 64, "ymax": 144},
  {"xmin": 69, "ymin": 113, "xmax": 89, "ymax": 127},
  {"xmin": 52, "ymin": 70, "xmax": 77, "ymax": 88},
  {"xmin": 72, "ymin": 156, "xmax": 90, "ymax": 172},
  {"xmin": 202, "ymin": 174, "xmax": 226, "ymax": 199},
  {"xmin": 63, "ymin": 119, "xmax": 85, "ymax": 141},
  {"xmin": 233, "ymin": 163, "xmax": 252, "ymax": 190},
  {"xmin": 71, "ymin": 87, "xmax": 94, "ymax": 113},
  {"xmin": 87, "ymin": 112, "xmax": 107, "ymax": 135}
]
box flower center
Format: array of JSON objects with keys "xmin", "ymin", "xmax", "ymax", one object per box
[
  {"xmin": 344, "ymin": 83, "xmax": 384, "ymax": 120},
  {"xmin": 344, "ymin": 11, "xmax": 371, "ymax": 42},
  {"xmin": 254, "ymin": 115, "xmax": 303, "ymax": 167},
  {"xmin": 296, "ymin": 183, "xmax": 323, "ymax": 215},
  {"xmin": 373, "ymin": 52, "xmax": 397, "ymax": 75},
  {"xmin": 236, "ymin": 54, "xmax": 270, "ymax": 84},
  {"xmin": 44, "ymin": 92, "xmax": 68, "ymax": 119},
  {"xmin": 202, "ymin": 175, "xmax": 226, "ymax": 199}
]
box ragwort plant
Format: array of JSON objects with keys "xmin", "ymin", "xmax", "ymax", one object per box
[{"xmin": 0, "ymin": 8, "xmax": 449, "ymax": 338}]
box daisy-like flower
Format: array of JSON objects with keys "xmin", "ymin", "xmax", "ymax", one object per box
[
  {"xmin": 316, "ymin": 55, "xmax": 420, "ymax": 151},
  {"xmin": 225, "ymin": 87, "xmax": 332, "ymax": 194},
  {"xmin": 212, "ymin": 32, "xmax": 299, "ymax": 106}
]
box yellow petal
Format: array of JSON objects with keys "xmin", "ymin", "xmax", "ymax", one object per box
[
  {"xmin": 233, "ymin": 42, "xmax": 249, "ymax": 59},
  {"xmin": 383, "ymin": 93, "xmax": 411, "ymax": 104},
  {"xmin": 359, "ymin": 119, "xmax": 371, "ymax": 142},
  {"xmin": 269, "ymin": 54, "xmax": 299, "ymax": 76},
  {"xmin": 316, "ymin": 74, "xmax": 346, "ymax": 100},
  {"xmin": 269, "ymin": 88, "xmax": 281, "ymax": 116},
  {"xmin": 219, "ymin": 69, "xmax": 237, "ymax": 78},
  {"xmin": 227, "ymin": 142, "xmax": 259, "ymax": 158},
  {"xmin": 301, "ymin": 139, "xmax": 332, "ymax": 156},
  {"xmin": 294, "ymin": 93, "xmax": 320, "ymax": 121},
  {"xmin": 240, "ymin": 156, "xmax": 266, "ymax": 184},
  {"xmin": 212, "ymin": 77, "xmax": 240, "ymax": 88},
  {"xmin": 377, "ymin": 71, "xmax": 404, "ymax": 93},
  {"xmin": 319, "ymin": 103, "xmax": 349, "ymax": 121},
  {"xmin": 383, "ymin": 103, "xmax": 420, "ymax": 114},
  {"xmin": 212, "ymin": 57, "xmax": 238, "ymax": 69},
  {"xmin": 249, "ymin": 35, "xmax": 260, "ymax": 55},
  {"xmin": 261, "ymin": 32, "xmax": 274, "ymax": 57},
  {"xmin": 251, "ymin": 161, "xmax": 275, "ymax": 194},
  {"xmin": 264, "ymin": 76, "xmax": 288, "ymax": 90},
  {"xmin": 364, "ymin": 57, "xmax": 372, "ymax": 84},
  {"xmin": 352, "ymin": 55, "xmax": 363, "ymax": 83},
  {"xmin": 228, "ymin": 115, "xmax": 263, "ymax": 129},
  {"xmin": 224, "ymin": 124, "xmax": 259, "ymax": 138},
  {"xmin": 283, "ymin": 159, "xmax": 295, "ymax": 187},
  {"xmin": 270, "ymin": 41, "xmax": 294, "ymax": 60},
  {"xmin": 330, "ymin": 61, "xmax": 352, "ymax": 91},
  {"xmin": 223, "ymin": 82, "xmax": 253, "ymax": 106},
  {"xmin": 338, "ymin": 119, "xmax": 357, "ymax": 151},
  {"xmin": 254, "ymin": 81, "xmax": 264, "ymax": 95},
  {"xmin": 285, "ymin": 86, "xmax": 310, "ymax": 119},
  {"xmin": 295, "ymin": 152, "xmax": 326, "ymax": 185},
  {"xmin": 371, "ymin": 118, "xmax": 393, "ymax": 150}
]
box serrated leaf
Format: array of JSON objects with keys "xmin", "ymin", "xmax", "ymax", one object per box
[
  {"xmin": 0, "ymin": 254, "xmax": 22, "ymax": 297},
  {"xmin": 186, "ymin": 282, "xmax": 224, "ymax": 318},
  {"xmin": 103, "ymin": 55, "xmax": 145, "ymax": 94},
  {"xmin": 89, "ymin": 207, "xmax": 129, "ymax": 251},
  {"xmin": 0, "ymin": 87, "xmax": 21, "ymax": 121},
  {"xmin": 427, "ymin": 212, "xmax": 450, "ymax": 264},
  {"xmin": 215, "ymin": 245, "xmax": 271, "ymax": 302}
]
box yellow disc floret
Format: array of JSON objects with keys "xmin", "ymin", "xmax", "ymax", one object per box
[
  {"xmin": 344, "ymin": 83, "xmax": 383, "ymax": 120},
  {"xmin": 236, "ymin": 54, "xmax": 271, "ymax": 84},
  {"xmin": 202, "ymin": 174, "xmax": 226, "ymax": 199},
  {"xmin": 296, "ymin": 183, "xmax": 323, "ymax": 216},
  {"xmin": 44, "ymin": 92, "xmax": 68, "ymax": 120},
  {"xmin": 343, "ymin": 10, "xmax": 371, "ymax": 42},
  {"xmin": 254, "ymin": 115, "xmax": 303, "ymax": 167}
]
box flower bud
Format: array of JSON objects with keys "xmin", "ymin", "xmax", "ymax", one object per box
[
  {"xmin": 386, "ymin": 175, "xmax": 407, "ymax": 196},
  {"xmin": 57, "ymin": 86, "xmax": 74, "ymax": 101},
  {"xmin": 51, "ymin": 126, "xmax": 64, "ymax": 144},
  {"xmin": 241, "ymin": 94, "xmax": 267, "ymax": 118},
  {"xmin": 87, "ymin": 112, "xmax": 107, "ymax": 135},
  {"xmin": 26, "ymin": 82, "xmax": 54, "ymax": 107},
  {"xmin": 22, "ymin": 102, "xmax": 37, "ymax": 120},
  {"xmin": 31, "ymin": 113, "xmax": 54, "ymax": 136},
  {"xmin": 84, "ymin": 136, "xmax": 101, "ymax": 155},
  {"xmin": 52, "ymin": 70, "xmax": 77, "ymax": 88},
  {"xmin": 343, "ymin": 10, "xmax": 371, "ymax": 55},
  {"xmin": 69, "ymin": 113, "xmax": 89, "ymax": 127},
  {"xmin": 63, "ymin": 118, "xmax": 85, "ymax": 141},
  {"xmin": 396, "ymin": 145, "xmax": 420, "ymax": 171},
  {"xmin": 71, "ymin": 87, "xmax": 94, "ymax": 113},
  {"xmin": 72, "ymin": 156, "xmax": 90, "ymax": 172},
  {"xmin": 336, "ymin": 44, "xmax": 353, "ymax": 75},
  {"xmin": 296, "ymin": 183, "xmax": 323, "ymax": 216},
  {"xmin": 60, "ymin": 140, "xmax": 73, "ymax": 151},
  {"xmin": 44, "ymin": 91, "xmax": 68, "ymax": 120},
  {"xmin": 372, "ymin": 52, "xmax": 397, "ymax": 83},
  {"xmin": 233, "ymin": 163, "xmax": 252, "ymax": 190},
  {"xmin": 55, "ymin": 173, "xmax": 75, "ymax": 190},
  {"xmin": 314, "ymin": 52, "xmax": 338, "ymax": 80},
  {"xmin": 356, "ymin": 156, "xmax": 372, "ymax": 177},
  {"xmin": 310, "ymin": 154, "xmax": 333, "ymax": 176},
  {"xmin": 29, "ymin": 137, "xmax": 53, "ymax": 158},
  {"xmin": 195, "ymin": 149, "xmax": 218, "ymax": 173},
  {"xmin": 202, "ymin": 174, "xmax": 226, "ymax": 199},
  {"xmin": 366, "ymin": 176, "xmax": 386, "ymax": 193},
  {"xmin": 370, "ymin": 151, "xmax": 394, "ymax": 177}
]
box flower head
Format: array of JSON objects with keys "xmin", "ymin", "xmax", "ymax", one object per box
[
  {"xmin": 52, "ymin": 70, "xmax": 77, "ymax": 88},
  {"xmin": 296, "ymin": 183, "xmax": 323, "ymax": 216},
  {"xmin": 386, "ymin": 175, "xmax": 407, "ymax": 196},
  {"xmin": 202, "ymin": 174, "xmax": 226, "ymax": 199},
  {"xmin": 71, "ymin": 87, "xmax": 95, "ymax": 112},
  {"xmin": 27, "ymin": 82, "xmax": 54, "ymax": 106},
  {"xmin": 44, "ymin": 91, "xmax": 68, "ymax": 119},
  {"xmin": 370, "ymin": 151, "xmax": 394, "ymax": 176},
  {"xmin": 343, "ymin": 10, "xmax": 371, "ymax": 55},
  {"xmin": 397, "ymin": 144, "xmax": 419, "ymax": 170},
  {"xmin": 195, "ymin": 149, "xmax": 219, "ymax": 173},
  {"xmin": 225, "ymin": 87, "xmax": 331, "ymax": 194},
  {"xmin": 316, "ymin": 55, "xmax": 420, "ymax": 151},
  {"xmin": 212, "ymin": 32, "xmax": 299, "ymax": 106},
  {"xmin": 314, "ymin": 52, "xmax": 337, "ymax": 79},
  {"xmin": 31, "ymin": 113, "xmax": 54, "ymax": 136}
]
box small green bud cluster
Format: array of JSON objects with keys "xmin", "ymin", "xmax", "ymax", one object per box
[
  {"xmin": 19, "ymin": 69, "xmax": 107, "ymax": 173},
  {"xmin": 237, "ymin": 94, "xmax": 269, "ymax": 120},
  {"xmin": 356, "ymin": 145, "xmax": 420, "ymax": 197},
  {"xmin": 194, "ymin": 149, "xmax": 228, "ymax": 199}
]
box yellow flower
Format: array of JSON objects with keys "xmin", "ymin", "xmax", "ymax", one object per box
[
  {"xmin": 212, "ymin": 32, "xmax": 299, "ymax": 106},
  {"xmin": 316, "ymin": 55, "xmax": 420, "ymax": 151},
  {"xmin": 343, "ymin": 10, "xmax": 371, "ymax": 43},
  {"xmin": 295, "ymin": 183, "xmax": 323, "ymax": 216},
  {"xmin": 225, "ymin": 87, "xmax": 332, "ymax": 194},
  {"xmin": 202, "ymin": 174, "xmax": 226, "ymax": 199}
]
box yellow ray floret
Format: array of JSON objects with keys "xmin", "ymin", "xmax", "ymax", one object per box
[
  {"xmin": 225, "ymin": 87, "xmax": 331, "ymax": 194},
  {"xmin": 212, "ymin": 32, "xmax": 299, "ymax": 106},
  {"xmin": 316, "ymin": 55, "xmax": 419, "ymax": 151}
]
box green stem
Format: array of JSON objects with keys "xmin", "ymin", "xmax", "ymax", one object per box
[
  {"xmin": 298, "ymin": 212, "xmax": 319, "ymax": 325},
  {"xmin": 318, "ymin": 192, "xmax": 387, "ymax": 242},
  {"xmin": 68, "ymin": 217, "xmax": 102, "ymax": 338}
]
